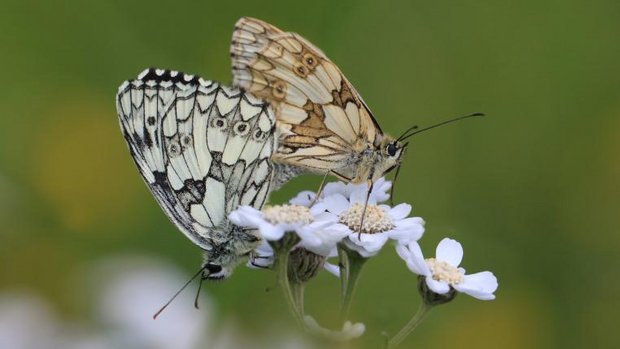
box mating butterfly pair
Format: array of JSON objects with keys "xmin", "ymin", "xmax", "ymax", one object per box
[{"xmin": 116, "ymin": 18, "xmax": 410, "ymax": 281}]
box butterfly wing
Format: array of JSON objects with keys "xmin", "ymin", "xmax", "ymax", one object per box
[
  {"xmin": 230, "ymin": 17, "xmax": 383, "ymax": 178},
  {"xmin": 116, "ymin": 69, "xmax": 276, "ymax": 250}
]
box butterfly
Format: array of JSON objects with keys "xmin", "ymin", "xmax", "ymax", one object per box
[
  {"xmin": 116, "ymin": 68, "xmax": 277, "ymax": 281},
  {"xmin": 230, "ymin": 17, "xmax": 412, "ymax": 188}
]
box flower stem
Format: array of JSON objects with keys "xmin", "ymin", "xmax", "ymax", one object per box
[
  {"xmin": 291, "ymin": 281, "xmax": 305, "ymax": 315},
  {"xmin": 338, "ymin": 244, "xmax": 367, "ymax": 323},
  {"xmin": 387, "ymin": 302, "xmax": 433, "ymax": 348},
  {"xmin": 273, "ymin": 235, "xmax": 305, "ymax": 329}
]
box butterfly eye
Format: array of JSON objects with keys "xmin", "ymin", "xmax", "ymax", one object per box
[
  {"xmin": 387, "ymin": 143, "xmax": 398, "ymax": 157},
  {"xmin": 234, "ymin": 121, "xmax": 250, "ymax": 136},
  {"xmin": 205, "ymin": 263, "xmax": 222, "ymax": 274},
  {"xmin": 210, "ymin": 116, "xmax": 228, "ymax": 129},
  {"xmin": 253, "ymin": 129, "xmax": 267, "ymax": 141}
]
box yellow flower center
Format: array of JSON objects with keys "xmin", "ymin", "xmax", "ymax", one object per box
[
  {"xmin": 263, "ymin": 204, "xmax": 313, "ymax": 225},
  {"xmin": 425, "ymin": 258, "xmax": 463, "ymax": 285},
  {"xmin": 339, "ymin": 203, "xmax": 394, "ymax": 234}
]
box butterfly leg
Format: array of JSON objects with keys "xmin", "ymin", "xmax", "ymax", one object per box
[
  {"xmin": 194, "ymin": 276, "xmax": 205, "ymax": 309},
  {"xmin": 390, "ymin": 164, "xmax": 402, "ymax": 206},
  {"xmin": 310, "ymin": 170, "xmax": 332, "ymax": 206},
  {"xmin": 357, "ymin": 180, "xmax": 374, "ymax": 239}
]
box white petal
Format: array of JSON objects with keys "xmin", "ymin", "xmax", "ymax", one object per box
[
  {"xmin": 396, "ymin": 244, "xmax": 425, "ymax": 275},
  {"xmin": 436, "ymin": 238, "xmax": 463, "ymax": 267},
  {"xmin": 408, "ymin": 242, "xmax": 431, "ymax": 276},
  {"xmin": 343, "ymin": 239, "xmax": 376, "ymax": 258},
  {"xmin": 228, "ymin": 206, "xmax": 264, "ymax": 228},
  {"xmin": 327, "ymin": 247, "xmax": 339, "ymax": 258},
  {"xmin": 313, "ymin": 211, "xmax": 338, "ymax": 224},
  {"xmin": 258, "ymin": 224, "xmax": 285, "ymax": 241},
  {"xmin": 323, "ymin": 262, "xmax": 341, "ymax": 277},
  {"xmin": 453, "ymin": 271, "xmax": 498, "ymax": 300},
  {"xmin": 349, "ymin": 185, "xmax": 371, "ymax": 205},
  {"xmin": 248, "ymin": 254, "xmax": 273, "ymax": 269},
  {"xmin": 370, "ymin": 177, "xmax": 392, "ymax": 203},
  {"xmin": 395, "ymin": 216, "xmax": 424, "ymax": 229},
  {"xmin": 296, "ymin": 227, "xmax": 323, "ymax": 247},
  {"xmin": 388, "ymin": 203, "xmax": 411, "ymax": 220},
  {"xmin": 425, "ymin": 277, "xmax": 451, "ymax": 294},
  {"xmin": 348, "ymin": 233, "xmax": 389, "ymax": 253},
  {"xmin": 389, "ymin": 221, "xmax": 425, "ymax": 244},
  {"xmin": 322, "ymin": 194, "xmax": 350, "ymax": 215},
  {"xmin": 289, "ymin": 191, "xmax": 316, "ymax": 207},
  {"xmin": 323, "ymin": 182, "xmax": 348, "ymax": 197},
  {"xmin": 247, "ymin": 241, "xmax": 274, "ymax": 268},
  {"xmin": 395, "ymin": 243, "xmax": 411, "ymax": 261},
  {"xmin": 304, "ymin": 316, "xmax": 365, "ymax": 341},
  {"xmin": 254, "ymin": 240, "xmax": 273, "ymax": 256}
]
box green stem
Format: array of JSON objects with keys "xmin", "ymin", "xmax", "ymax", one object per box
[
  {"xmin": 291, "ymin": 281, "xmax": 305, "ymax": 316},
  {"xmin": 387, "ymin": 302, "xmax": 433, "ymax": 348},
  {"xmin": 273, "ymin": 236, "xmax": 305, "ymax": 329},
  {"xmin": 338, "ymin": 244, "xmax": 367, "ymax": 323}
]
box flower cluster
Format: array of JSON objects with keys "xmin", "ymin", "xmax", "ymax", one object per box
[
  {"xmin": 229, "ymin": 178, "xmax": 498, "ymax": 345},
  {"xmin": 229, "ymin": 178, "xmax": 425, "ymax": 268}
]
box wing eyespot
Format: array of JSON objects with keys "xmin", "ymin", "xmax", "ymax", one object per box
[
  {"xmin": 234, "ymin": 121, "xmax": 250, "ymax": 136},
  {"xmin": 168, "ymin": 142, "xmax": 182, "ymax": 157},
  {"xmin": 302, "ymin": 53, "xmax": 318, "ymax": 70},
  {"xmin": 253, "ymin": 129, "xmax": 267, "ymax": 142},
  {"xmin": 293, "ymin": 63, "xmax": 309, "ymax": 78},
  {"xmin": 181, "ymin": 135, "xmax": 193, "ymax": 146},
  {"xmin": 272, "ymin": 80, "xmax": 287, "ymax": 100},
  {"xmin": 210, "ymin": 116, "xmax": 228, "ymax": 130}
]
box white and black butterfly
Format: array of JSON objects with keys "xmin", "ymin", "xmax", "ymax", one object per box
[{"xmin": 116, "ymin": 68, "xmax": 277, "ymax": 280}]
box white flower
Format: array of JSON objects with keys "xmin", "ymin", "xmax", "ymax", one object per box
[
  {"xmin": 230, "ymin": 203, "xmax": 346, "ymax": 260},
  {"xmin": 229, "ymin": 204, "xmax": 332, "ymax": 241},
  {"xmin": 321, "ymin": 185, "xmax": 424, "ymax": 257},
  {"xmin": 397, "ymin": 238, "xmax": 498, "ymax": 300},
  {"xmin": 304, "ymin": 316, "xmax": 365, "ymax": 341}
]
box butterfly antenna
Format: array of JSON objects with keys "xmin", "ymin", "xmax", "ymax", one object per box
[
  {"xmin": 357, "ymin": 180, "xmax": 374, "ymax": 239},
  {"xmin": 399, "ymin": 112, "xmax": 485, "ymax": 141},
  {"xmin": 153, "ymin": 265, "xmax": 207, "ymax": 320},
  {"xmin": 194, "ymin": 275, "xmax": 205, "ymax": 309},
  {"xmin": 397, "ymin": 125, "xmax": 418, "ymax": 141}
]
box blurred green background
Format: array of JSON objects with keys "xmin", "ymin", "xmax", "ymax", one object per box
[{"xmin": 1, "ymin": 0, "xmax": 619, "ymax": 348}]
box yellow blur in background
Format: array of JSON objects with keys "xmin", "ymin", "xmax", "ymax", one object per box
[{"xmin": 0, "ymin": 1, "xmax": 618, "ymax": 348}]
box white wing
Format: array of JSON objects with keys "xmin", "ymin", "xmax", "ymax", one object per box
[{"xmin": 116, "ymin": 68, "xmax": 277, "ymax": 250}]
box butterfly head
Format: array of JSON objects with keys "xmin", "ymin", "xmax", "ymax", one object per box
[{"xmin": 373, "ymin": 135, "xmax": 406, "ymax": 181}]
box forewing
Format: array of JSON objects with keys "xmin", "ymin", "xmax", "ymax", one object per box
[
  {"xmin": 231, "ymin": 17, "xmax": 383, "ymax": 172},
  {"xmin": 116, "ymin": 69, "xmax": 276, "ymax": 250}
]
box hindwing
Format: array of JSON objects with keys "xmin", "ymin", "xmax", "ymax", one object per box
[{"xmin": 116, "ymin": 68, "xmax": 276, "ymax": 250}]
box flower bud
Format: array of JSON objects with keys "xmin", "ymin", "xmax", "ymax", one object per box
[
  {"xmin": 417, "ymin": 275, "xmax": 457, "ymax": 305},
  {"xmin": 287, "ymin": 248, "xmax": 326, "ymax": 283}
]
